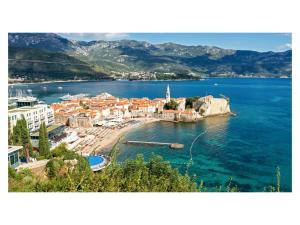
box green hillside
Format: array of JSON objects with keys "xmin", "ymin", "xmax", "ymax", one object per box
[{"xmin": 8, "ymin": 47, "xmax": 109, "ymax": 81}]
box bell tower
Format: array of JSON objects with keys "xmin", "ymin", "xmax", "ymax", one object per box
[{"xmin": 166, "ymin": 84, "xmax": 171, "ymax": 103}]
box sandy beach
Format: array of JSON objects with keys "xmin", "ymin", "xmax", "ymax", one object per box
[
  {"xmin": 98, "ymin": 118, "xmax": 160, "ymax": 152},
  {"xmin": 74, "ymin": 118, "xmax": 160, "ymax": 156}
]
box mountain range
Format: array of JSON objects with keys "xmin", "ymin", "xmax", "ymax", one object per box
[{"xmin": 8, "ymin": 33, "xmax": 292, "ymax": 81}]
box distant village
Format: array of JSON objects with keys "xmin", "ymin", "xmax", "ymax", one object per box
[{"xmin": 8, "ymin": 85, "xmax": 231, "ymax": 170}]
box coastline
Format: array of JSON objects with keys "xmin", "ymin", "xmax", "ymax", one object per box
[
  {"xmin": 8, "ymin": 76, "xmax": 291, "ymax": 86},
  {"xmin": 96, "ymin": 118, "xmax": 160, "ymax": 154},
  {"xmin": 8, "ymin": 79, "xmax": 89, "ymax": 86}
]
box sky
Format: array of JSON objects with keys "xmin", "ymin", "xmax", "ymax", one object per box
[{"xmin": 59, "ymin": 33, "xmax": 292, "ymax": 52}]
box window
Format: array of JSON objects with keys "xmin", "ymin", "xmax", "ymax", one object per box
[{"xmin": 9, "ymin": 154, "xmax": 15, "ymax": 165}]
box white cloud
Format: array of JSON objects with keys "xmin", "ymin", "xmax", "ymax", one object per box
[
  {"xmin": 278, "ymin": 43, "xmax": 292, "ymax": 51},
  {"xmin": 285, "ymin": 43, "xmax": 292, "ymax": 49},
  {"xmin": 58, "ymin": 33, "xmax": 129, "ymax": 41}
]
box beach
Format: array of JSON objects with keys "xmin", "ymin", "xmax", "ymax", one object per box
[
  {"xmin": 74, "ymin": 117, "xmax": 160, "ymax": 156},
  {"xmin": 98, "ymin": 118, "xmax": 160, "ymax": 152}
]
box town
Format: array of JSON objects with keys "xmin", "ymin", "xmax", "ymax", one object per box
[{"xmin": 8, "ymin": 85, "xmax": 231, "ymax": 171}]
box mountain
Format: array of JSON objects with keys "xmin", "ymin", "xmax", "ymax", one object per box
[
  {"xmin": 8, "ymin": 33, "xmax": 76, "ymax": 52},
  {"xmin": 8, "ymin": 47, "xmax": 109, "ymax": 81},
  {"xmin": 8, "ymin": 33, "xmax": 292, "ymax": 81}
]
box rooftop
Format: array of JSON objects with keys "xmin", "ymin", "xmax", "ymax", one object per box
[
  {"xmin": 30, "ymin": 124, "xmax": 64, "ymax": 137},
  {"xmin": 8, "ymin": 145, "xmax": 23, "ymax": 154},
  {"xmin": 8, "ymin": 108, "xmax": 32, "ymax": 113},
  {"xmin": 9, "ymin": 104, "xmax": 48, "ymax": 113}
]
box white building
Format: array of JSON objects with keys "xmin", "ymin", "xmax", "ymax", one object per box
[
  {"xmin": 8, "ymin": 104, "xmax": 54, "ymax": 132},
  {"xmin": 166, "ymin": 84, "xmax": 171, "ymax": 103},
  {"xmin": 175, "ymin": 98, "xmax": 186, "ymax": 111}
]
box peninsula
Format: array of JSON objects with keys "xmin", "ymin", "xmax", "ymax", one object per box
[
  {"xmin": 48, "ymin": 85, "xmax": 231, "ymax": 155},
  {"xmin": 8, "ymin": 84, "xmax": 232, "ymax": 158}
]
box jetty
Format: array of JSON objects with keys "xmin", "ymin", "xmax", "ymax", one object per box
[{"xmin": 126, "ymin": 140, "xmax": 184, "ymax": 149}]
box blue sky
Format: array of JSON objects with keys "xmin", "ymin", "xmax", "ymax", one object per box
[{"xmin": 59, "ymin": 33, "xmax": 292, "ymax": 52}]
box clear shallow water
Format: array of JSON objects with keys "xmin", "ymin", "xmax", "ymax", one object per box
[{"xmin": 10, "ymin": 78, "xmax": 292, "ymax": 191}]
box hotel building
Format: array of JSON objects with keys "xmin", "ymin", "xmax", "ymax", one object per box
[{"xmin": 8, "ymin": 104, "xmax": 55, "ymax": 132}]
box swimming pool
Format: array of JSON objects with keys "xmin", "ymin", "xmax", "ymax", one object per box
[{"xmin": 87, "ymin": 155, "xmax": 106, "ymax": 170}]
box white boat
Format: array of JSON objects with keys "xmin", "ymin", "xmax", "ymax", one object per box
[
  {"xmin": 60, "ymin": 93, "xmax": 72, "ymax": 101},
  {"xmin": 60, "ymin": 93, "xmax": 88, "ymax": 101},
  {"xmin": 58, "ymin": 86, "xmax": 63, "ymax": 90}
]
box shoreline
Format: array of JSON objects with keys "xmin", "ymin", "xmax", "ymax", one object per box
[
  {"xmin": 8, "ymin": 76, "xmax": 291, "ymax": 86},
  {"xmin": 8, "ymin": 79, "xmax": 90, "ymax": 86},
  {"xmin": 98, "ymin": 112, "xmax": 236, "ymax": 154},
  {"xmin": 95, "ymin": 118, "xmax": 160, "ymax": 154}
]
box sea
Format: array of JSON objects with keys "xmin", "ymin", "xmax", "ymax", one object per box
[{"xmin": 9, "ymin": 78, "xmax": 292, "ymax": 191}]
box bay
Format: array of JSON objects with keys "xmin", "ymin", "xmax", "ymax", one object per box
[{"xmin": 9, "ymin": 78, "xmax": 292, "ymax": 191}]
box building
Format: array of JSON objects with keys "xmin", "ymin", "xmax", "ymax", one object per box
[
  {"xmin": 166, "ymin": 84, "xmax": 171, "ymax": 103},
  {"xmin": 30, "ymin": 124, "xmax": 65, "ymax": 148},
  {"xmin": 180, "ymin": 110, "xmax": 199, "ymax": 121},
  {"xmin": 8, "ymin": 145, "xmax": 22, "ymax": 168},
  {"xmin": 8, "ymin": 104, "xmax": 55, "ymax": 132},
  {"xmin": 161, "ymin": 110, "xmax": 181, "ymax": 121},
  {"xmin": 175, "ymin": 98, "xmax": 186, "ymax": 111},
  {"xmin": 16, "ymin": 96, "xmax": 39, "ymax": 108},
  {"xmin": 194, "ymin": 96, "xmax": 231, "ymax": 116},
  {"xmin": 68, "ymin": 113, "xmax": 93, "ymax": 128}
]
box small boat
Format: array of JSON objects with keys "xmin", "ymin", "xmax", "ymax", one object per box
[
  {"xmin": 58, "ymin": 86, "xmax": 63, "ymax": 90},
  {"xmin": 214, "ymin": 83, "xmax": 218, "ymax": 86},
  {"xmin": 27, "ymin": 89, "xmax": 32, "ymax": 93},
  {"xmin": 42, "ymin": 86, "xmax": 47, "ymax": 90}
]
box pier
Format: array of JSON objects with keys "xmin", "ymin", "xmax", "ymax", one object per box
[{"xmin": 126, "ymin": 140, "xmax": 184, "ymax": 149}]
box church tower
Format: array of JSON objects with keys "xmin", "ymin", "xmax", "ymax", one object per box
[{"xmin": 166, "ymin": 84, "xmax": 171, "ymax": 103}]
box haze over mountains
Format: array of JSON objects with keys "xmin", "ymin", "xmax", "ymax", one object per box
[{"xmin": 8, "ymin": 33, "xmax": 292, "ymax": 81}]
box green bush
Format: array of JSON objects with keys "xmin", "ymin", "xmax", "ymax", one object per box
[
  {"xmin": 46, "ymin": 158, "xmax": 64, "ymax": 179},
  {"xmin": 8, "ymin": 166, "xmax": 16, "ymax": 179}
]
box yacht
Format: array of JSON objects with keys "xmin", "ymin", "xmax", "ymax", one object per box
[{"xmin": 60, "ymin": 93, "xmax": 88, "ymax": 101}]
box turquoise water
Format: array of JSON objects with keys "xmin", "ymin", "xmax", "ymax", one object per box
[{"xmin": 10, "ymin": 78, "xmax": 292, "ymax": 191}]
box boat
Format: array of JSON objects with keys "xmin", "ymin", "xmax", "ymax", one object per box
[
  {"xmin": 60, "ymin": 93, "xmax": 89, "ymax": 101},
  {"xmin": 58, "ymin": 86, "xmax": 63, "ymax": 90}
]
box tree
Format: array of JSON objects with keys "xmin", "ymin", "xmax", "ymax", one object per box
[
  {"xmin": 185, "ymin": 96, "xmax": 199, "ymax": 109},
  {"xmin": 164, "ymin": 100, "xmax": 179, "ymax": 110},
  {"xmin": 39, "ymin": 122, "xmax": 50, "ymax": 157},
  {"xmin": 12, "ymin": 116, "xmax": 33, "ymax": 158},
  {"xmin": 8, "ymin": 117, "xmax": 13, "ymax": 145}
]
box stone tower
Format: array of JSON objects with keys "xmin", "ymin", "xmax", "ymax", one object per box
[{"xmin": 166, "ymin": 84, "xmax": 171, "ymax": 103}]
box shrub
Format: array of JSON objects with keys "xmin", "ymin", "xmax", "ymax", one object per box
[{"xmin": 46, "ymin": 158, "xmax": 64, "ymax": 179}]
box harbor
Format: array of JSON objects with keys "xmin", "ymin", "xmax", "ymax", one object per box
[{"xmin": 8, "ymin": 79, "xmax": 292, "ymax": 191}]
